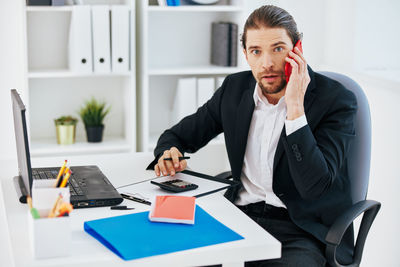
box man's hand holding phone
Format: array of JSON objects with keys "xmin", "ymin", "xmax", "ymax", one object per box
[
  {"xmin": 284, "ymin": 41, "xmax": 311, "ymax": 120},
  {"xmin": 155, "ymin": 147, "xmax": 187, "ymax": 177}
]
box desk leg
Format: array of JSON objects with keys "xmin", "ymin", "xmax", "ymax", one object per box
[{"xmin": 222, "ymin": 262, "xmax": 244, "ymax": 267}]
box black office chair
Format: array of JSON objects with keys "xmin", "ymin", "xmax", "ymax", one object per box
[{"xmin": 215, "ymin": 71, "xmax": 381, "ymax": 267}]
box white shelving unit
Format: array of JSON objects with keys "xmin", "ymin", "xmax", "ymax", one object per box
[
  {"xmin": 137, "ymin": 0, "xmax": 248, "ymax": 152},
  {"xmin": 23, "ymin": 0, "xmax": 136, "ymax": 157}
]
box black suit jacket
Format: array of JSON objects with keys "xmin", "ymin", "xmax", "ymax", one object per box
[{"xmin": 149, "ymin": 67, "xmax": 357, "ymax": 264}]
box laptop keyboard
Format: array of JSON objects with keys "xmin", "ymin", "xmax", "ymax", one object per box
[{"xmin": 32, "ymin": 168, "xmax": 84, "ymax": 196}]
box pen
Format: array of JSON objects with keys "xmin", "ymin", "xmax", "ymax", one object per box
[
  {"xmin": 53, "ymin": 160, "xmax": 67, "ymax": 187},
  {"xmin": 163, "ymin": 156, "xmax": 190, "ymax": 161},
  {"xmin": 120, "ymin": 193, "xmax": 152, "ymax": 206},
  {"xmin": 110, "ymin": 205, "xmax": 135, "ymax": 210}
]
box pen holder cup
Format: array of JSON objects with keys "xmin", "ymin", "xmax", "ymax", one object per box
[{"xmin": 29, "ymin": 180, "xmax": 71, "ymax": 259}]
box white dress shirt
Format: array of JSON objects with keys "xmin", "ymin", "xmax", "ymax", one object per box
[{"xmin": 235, "ymin": 84, "xmax": 307, "ymax": 208}]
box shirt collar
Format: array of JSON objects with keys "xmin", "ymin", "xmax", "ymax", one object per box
[{"xmin": 253, "ymin": 83, "xmax": 285, "ymax": 107}]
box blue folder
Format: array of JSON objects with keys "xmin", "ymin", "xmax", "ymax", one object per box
[{"xmin": 84, "ymin": 206, "xmax": 244, "ymax": 261}]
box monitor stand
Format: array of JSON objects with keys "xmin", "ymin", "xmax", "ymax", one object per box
[{"xmin": 13, "ymin": 175, "xmax": 27, "ymax": 203}]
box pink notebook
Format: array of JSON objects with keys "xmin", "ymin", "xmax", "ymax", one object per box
[{"xmin": 149, "ymin": 195, "xmax": 196, "ymax": 224}]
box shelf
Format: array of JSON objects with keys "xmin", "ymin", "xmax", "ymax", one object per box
[
  {"xmin": 26, "ymin": 5, "xmax": 133, "ymax": 12},
  {"xmin": 28, "ymin": 69, "xmax": 131, "ymax": 78},
  {"xmin": 30, "ymin": 137, "xmax": 131, "ymax": 157},
  {"xmin": 148, "ymin": 66, "xmax": 248, "ymax": 76},
  {"xmin": 147, "ymin": 5, "xmax": 242, "ymax": 12},
  {"xmin": 26, "ymin": 6, "xmax": 73, "ymax": 12}
]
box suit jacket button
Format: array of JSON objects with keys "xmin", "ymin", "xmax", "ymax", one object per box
[{"xmin": 291, "ymin": 144, "xmax": 298, "ymax": 150}]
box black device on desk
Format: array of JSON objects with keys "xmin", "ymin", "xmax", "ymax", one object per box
[
  {"xmin": 10, "ymin": 89, "xmax": 123, "ymax": 208},
  {"xmin": 151, "ymin": 179, "xmax": 198, "ymax": 193}
]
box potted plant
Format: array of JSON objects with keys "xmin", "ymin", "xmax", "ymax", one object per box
[
  {"xmin": 79, "ymin": 98, "xmax": 110, "ymax": 143},
  {"xmin": 54, "ymin": 116, "xmax": 78, "ymax": 145}
]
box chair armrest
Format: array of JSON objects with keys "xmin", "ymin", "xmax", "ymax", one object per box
[
  {"xmin": 214, "ymin": 171, "xmax": 233, "ymax": 180},
  {"xmin": 325, "ymin": 200, "xmax": 381, "ymax": 267}
]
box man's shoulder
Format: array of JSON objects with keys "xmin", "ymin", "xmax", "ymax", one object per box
[
  {"xmin": 225, "ymin": 70, "xmax": 254, "ymax": 84},
  {"xmin": 222, "ymin": 70, "xmax": 255, "ymax": 92},
  {"xmin": 313, "ymin": 71, "xmax": 356, "ymax": 102}
]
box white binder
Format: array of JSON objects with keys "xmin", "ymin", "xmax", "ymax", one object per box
[
  {"xmin": 111, "ymin": 6, "xmax": 130, "ymax": 73},
  {"xmin": 171, "ymin": 77, "xmax": 197, "ymax": 125},
  {"xmin": 197, "ymin": 78, "xmax": 215, "ymax": 108},
  {"xmin": 91, "ymin": 6, "xmax": 111, "ymax": 73},
  {"xmin": 68, "ymin": 6, "xmax": 93, "ymax": 73}
]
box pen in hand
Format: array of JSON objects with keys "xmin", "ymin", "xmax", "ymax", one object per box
[{"xmin": 163, "ymin": 156, "xmax": 190, "ymax": 161}]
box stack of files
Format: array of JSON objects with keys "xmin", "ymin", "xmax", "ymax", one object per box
[
  {"xmin": 171, "ymin": 77, "xmax": 197, "ymax": 125},
  {"xmin": 91, "ymin": 6, "xmax": 111, "ymax": 73},
  {"xmin": 69, "ymin": 6, "xmax": 131, "ymax": 74},
  {"xmin": 111, "ymin": 6, "xmax": 130, "ymax": 73},
  {"xmin": 84, "ymin": 206, "xmax": 244, "ymax": 261},
  {"xmin": 69, "ymin": 6, "xmax": 93, "ymax": 73},
  {"xmin": 149, "ymin": 195, "xmax": 196, "ymax": 224},
  {"xmin": 197, "ymin": 77, "xmax": 215, "ymax": 108},
  {"xmin": 211, "ymin": 22, "xmax": 238, "ymax": 67}
]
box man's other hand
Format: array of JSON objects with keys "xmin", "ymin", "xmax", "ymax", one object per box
[{"xmin": 155, "ymin": 147, "xmax": 187, "ymax": 176}]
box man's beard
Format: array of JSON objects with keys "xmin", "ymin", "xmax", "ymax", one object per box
[{"xmin": 258, "ymin": 75, "xmax": 287, "ymax": 96}]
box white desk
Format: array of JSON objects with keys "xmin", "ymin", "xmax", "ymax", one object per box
[{"xmin": 0, "ymin": 152, "xmax": 280, "ymax": 267}]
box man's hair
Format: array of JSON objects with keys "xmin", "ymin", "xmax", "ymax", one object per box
[{"xmin": 241, "ymin": 5, "xmax": 302, "ymax": 50}]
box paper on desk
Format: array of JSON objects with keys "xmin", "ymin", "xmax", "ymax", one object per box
[{"xmin": 118, "ymin": 172, "xmax": 230, "ymax": 202}]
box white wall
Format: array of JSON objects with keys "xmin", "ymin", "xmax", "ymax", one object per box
[
  {"xmin": 357, "ymin": 76, "xmax": 400, "ymax": 267},
  {"xmin": 324, "ymin": 0, "xmax": 400, "ymax": 72},
  {"xmin": 0, "ymin": 0, "xmax": 26, "ymax": 161}
]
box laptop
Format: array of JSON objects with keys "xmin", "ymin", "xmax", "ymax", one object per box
[{"xmin": 11, "ymin": 89, "xmax": 123, "ymax": 208}]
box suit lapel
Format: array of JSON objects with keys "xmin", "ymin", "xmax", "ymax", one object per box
[
  {"xmin": 232, "ymin": 86, "xmax": 255, "ymax": 179},
  {"xmin": 273, "ymin": 66, "xmax": 317, "ymax": 173}
]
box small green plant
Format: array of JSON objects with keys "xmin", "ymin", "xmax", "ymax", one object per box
[
  {"xmin": 78, "ymin": 98, "xmax": 110, "ymax": 127},
  {"xmin": 54, "ymin": 116, "xmax": 78, "ymax": 126}
]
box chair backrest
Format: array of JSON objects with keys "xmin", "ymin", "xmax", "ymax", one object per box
[{"xmin": 319, "ymin": 72, "xmax": 371, "ymax": 203}]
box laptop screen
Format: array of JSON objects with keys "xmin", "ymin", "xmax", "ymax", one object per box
[{"xmin": 11, "ymin": 89, "xmax": 33, "ymax": 197}]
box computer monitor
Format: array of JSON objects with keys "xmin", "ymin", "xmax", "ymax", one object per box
[{"xmin": 11, "ymin": 89, "xmax": 33, "ymax": 200}]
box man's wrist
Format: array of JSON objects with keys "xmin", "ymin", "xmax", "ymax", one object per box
[{"xmin": 286, "ymin": 105, "xmax": 305, "ymax": 120}]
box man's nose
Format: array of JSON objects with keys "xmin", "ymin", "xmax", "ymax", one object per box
[{"xmin": 261, "ymin": 54, "xmax": 274, "ymax": 69}]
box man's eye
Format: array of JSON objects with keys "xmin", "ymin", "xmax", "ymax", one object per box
[
  {"xmin": 274, "ymin": 47, "xmax": 283, "ymax": 52},
  {"xmin": 251, "ymin": 50, "xmax": 260, "ymax": 55}
]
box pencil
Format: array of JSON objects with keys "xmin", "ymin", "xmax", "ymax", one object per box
[
  {"xmin": 55, "ymin": 167, "xmax": 69, "ymax": 187},
  {"xmin": 27, "ymin": 196, "xmax": 33, "ymax": 209},
  {"xmin": 48, "ymin": 193, "xmax": 63, "ymax": 218},
  {"xmin": 53, "ymin": 160, "xmax": 67, "ymax": 187},
  {"xmin": 59, "ymin": 170, "xmax": 72, "ymax": 188},
  {"xmin": 27, "ymin": 196, "xmax": 40, "ymax": 219},
  {"xmin": 163, "ymin": 156, "xmax": 190, "ymax": 161}
]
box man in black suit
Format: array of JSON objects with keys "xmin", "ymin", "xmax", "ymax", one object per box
[{"xmin": 148, "ymin": 5, "xmax": 357, "ymax": 266}]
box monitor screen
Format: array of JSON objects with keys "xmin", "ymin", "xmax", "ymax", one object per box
[{"xmin": 11, "ymin": 89, "xmax": 32, "ymax": 197}]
